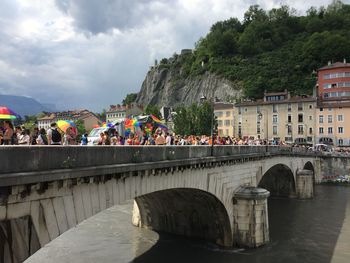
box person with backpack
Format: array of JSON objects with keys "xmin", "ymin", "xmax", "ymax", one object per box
[
  {"xmin": 36, "ymin": 128, "xmax": 48, "ymax": 145},
  {"xmin": 47, "ymin": 123, "xmax": 62, "ymax": 145}
]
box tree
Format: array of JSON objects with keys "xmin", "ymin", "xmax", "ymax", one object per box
[
  {"xmin": 173, "ymin": 102, "xmax": 214, "ymax": 136},
  {"xmin": 75, "ymin": 119, "xmax": 86, "ymax": 139},
  {"xmin": 122, "ymin": 93, "xmax": 138, "ymax": 106},
  {"xmin": 96, "ymin": 109, "xmax": 106, "ymax": 122},
  {"xmin": 144, "ymin": 105, "xmax": 161, "ymax": 119}
]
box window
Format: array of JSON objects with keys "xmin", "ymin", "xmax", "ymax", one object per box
[
  {"xmin": 288, "ymin": 115, "xmax": 292, "ymax": 123},
  {"xmin": 328, "ymin": 108, "xmax": 332, "ymax": 111},
  {"xmin": 273, "ymin": 126, "xmax": 278, "ymax": 135},
  {"xmin": 226, "ymin": 111, "xmax": 231, "ymax": 117},
  {"xmin": 257, "ymin": 125, "xmax": 261, "ymax": 134},
  {"xmin": 328, "ymin": 127, "xmax": 333, "ymax": 134},
  {"xmin": 309, "ymin": 104, "xmax": 313, "ymax": 109},
  {"xmin": 309, "ymin": 127, "xmax": 313, "ymax": 135},
  {"xmin": 272, "ymin": 115, "xmax": 278, "ymax": 124},
  {"xmin": 298, "ymin": 114, "xmax": 303, "ymax": 123},
  {"xmin": 287, "ymin": 103, "xmax": 291, "ymax": 112},
  {"xmin": 328, "ymin": 115, "xmax": 332, "ymax": 123},
  {"xmin": 218, "ymin": 120, "xmax": 223, "ymax": 126},
  {"xmin": 338, "ymin": 139, "xmax": 344, "ymax": 145},
  {"xmin": 338, "ymin": 127, "xmax": 344, "ymax": 134},
  {"xmin": 320, "ymin": 108, "xmax": 323, "ymax": 112},
  {"xmin": 215, "ymin": 111, "xmax": 223, "ymax": 117},
  {"xmin": 319, "ymin": 127, "xmax": 324, "ymax": 134},
  {"xmin": 273, "ymin": 104, "xmax": 277, "ymax": 113},
  {"xmin": 238, "ymin": 126, "xmax": 242, "ymax": 137},
  {"xmin": 338, "ymin": 115, "xmax": 343, "ymax": 122},
  {"xmin": 309, "ymin": 116, "xmax": 312, "ymax": 121},
  {"xmin": 287, "ymin": 125, "xmax": 292, "ymax": 135},
  {"xmin": 256, "ymin": 106, "xmax": 260, "ymax": 113},
  {"xmin": 298, "ymin": 102, "xmax": 303, "ymax": 111},
  {"xmin": 225, "ymin": 120, "xmax": 231, "ymax": 126},
  {"xmin": 238, "ymin": 107, "xmax": 242, "ymax": 114},
  {"xmin": 319, "ymin": 115, "xmax": 324, "ymax": 123},
  {"xmin": 298, "ymin": 125, "xmax": 304, "ymax": 135},
  {"xmin": 225, "ymin": 129, "xmax": 229, "ymax": 136}
]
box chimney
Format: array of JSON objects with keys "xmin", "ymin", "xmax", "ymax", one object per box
[
  {"xmin": 328, "ymin": 61, "xmax": 331, "ymax": 66},
  {"xmin": 344, "ymin": 58, "xmax": 347, "ymax": 64}
]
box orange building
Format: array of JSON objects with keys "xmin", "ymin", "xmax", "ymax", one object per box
[{"xmin": 316, "ymin": 61, "xmax": 350, "ymax": 146}]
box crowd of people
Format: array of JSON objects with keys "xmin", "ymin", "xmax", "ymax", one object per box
[
  {"xmin": 0, "ymin": 122, "xmax": 80, "ymax": 146},
  {"xmin": 0, "ymin": 120, "xmax": 290, "ymax": 146}
]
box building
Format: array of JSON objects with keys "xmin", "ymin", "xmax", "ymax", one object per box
[
  {"xmin": 37, "ymin": 110, "xmax": 102, "ymax": 132},
  {"xmin": 214, "ymin": 102, "xmax": 235, "ymax": 137},
  {"xmin": 106, "ymin": 103, "xmax": 143, "ymax": 123},
  {"xmin": 316, "ymin": 61, "xmax": 350, "ymax": 146},
  {"xmin": 234, "ymin": 90, "xmax": 316, "ymax": 144}
]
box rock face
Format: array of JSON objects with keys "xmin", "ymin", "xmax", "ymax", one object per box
[{"xmin": 136, "ymin": 66, "xmax": 242, "ymax": 107}]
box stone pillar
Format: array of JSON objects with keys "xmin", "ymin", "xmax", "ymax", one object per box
[
  {"xmin": 233, "ymin": 187, "xmax": 270, "ymax": 248},
  {"xmin": 131, "ymin": 200, "xmax": 141, "ymax": 227},
  {"xmin": 296, "ymin": 169, "xmax": 314, "ymax": 199}
]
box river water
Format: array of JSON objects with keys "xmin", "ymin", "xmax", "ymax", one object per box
[
  {"xmin": 25, "ymin": 185, "xmax": 350, "ymax": 263},
  {"xmin": 133, "ymin": 185, "xmax": 350, "ymax": 263}
]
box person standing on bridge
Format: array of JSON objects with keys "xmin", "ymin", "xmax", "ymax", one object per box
[{"xmin": 47, "ymin": 123, "xmax": 62, "ymax": 145}]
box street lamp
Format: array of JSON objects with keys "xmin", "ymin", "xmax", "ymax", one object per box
[
  {"xmin": 257, "ymin": 110, "xmax": 268, "ymax": 143},
  {"xmin": 200, "ymin": 95, "xmax": 215, "ymax": 156}
]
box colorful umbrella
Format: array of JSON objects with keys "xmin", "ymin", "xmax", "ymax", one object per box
[
  {"xmin": 57, "ymin": 120, "xmax": 77, "ymax": 134},
  {"xmin": 0, "ymin": 106, "xmax": 18, "ymax": 120}
]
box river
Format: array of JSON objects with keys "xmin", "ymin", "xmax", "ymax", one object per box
[{"xmin": 25, "ymin": 185, "xmax": 350, "ymax": 263}]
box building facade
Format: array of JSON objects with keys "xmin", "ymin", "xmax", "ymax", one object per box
[
  {"xmin": 38, "ymin": 110, "xmax": 102, "ymax": 132},
  {"xmin": 316, "ymin": 61, "xmax": 350, "ymax": 146},
  {"xmin": 214, "ymin": 102, "xmax": 235, "ymax": 137},
  {"xmin": 234, "ymin": 90, "xmax": 316, "ymax": 144},
  {"xmin": 106, "ymin": 103, "xmax": 143, "ymax": 123}
]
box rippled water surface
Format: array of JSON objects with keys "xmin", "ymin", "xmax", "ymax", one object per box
[{"xmin": 133, "ymin": 186, "xmax": 350, "ymax": 263}]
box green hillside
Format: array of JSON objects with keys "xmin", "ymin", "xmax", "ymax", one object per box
[{"xmin": 159, "ymin": 0, "xmax": 350, "ymax": 100}]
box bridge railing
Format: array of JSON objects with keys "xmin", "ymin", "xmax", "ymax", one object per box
[{"xmin": 0, "ymin": 145, "xmax": 313, "ymax": 175}]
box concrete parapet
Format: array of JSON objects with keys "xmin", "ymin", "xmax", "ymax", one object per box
[
  {"xmin": 296, "ymin": 169, "xmax": 314, "ymax": 199},
  {"xmin": 233, "ymin": 187, "xmax": 270, "ymax": 248}
]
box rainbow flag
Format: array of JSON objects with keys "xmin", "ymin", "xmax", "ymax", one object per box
[{"xmin": 150, "ymin": 115, "xmax": 168, "ymax": 130}]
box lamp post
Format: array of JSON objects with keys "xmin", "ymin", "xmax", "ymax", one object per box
[
  {"xmin": 257, "ymin": 110, "xmax": 268, "ymax": 144},
  {"xmin": 200, "ymin": 95, "xmax": 215, "ymax": 156}
]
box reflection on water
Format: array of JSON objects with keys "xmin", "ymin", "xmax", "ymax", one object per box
[{"xmin": 133, "ymin": 186, "xmax": 350, "ymax": 263}]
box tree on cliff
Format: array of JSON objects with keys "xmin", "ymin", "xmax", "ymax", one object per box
[
  {"xmin": 156, "ymin": 0, "xmax": 350, "ymax": 100},
  {"xmin": 122, "ymin": 93, "xmax": 138, "ymax": 106}
]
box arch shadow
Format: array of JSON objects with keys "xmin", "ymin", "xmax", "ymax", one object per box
[
  {"xmin": 134, "ymin": 188, "xmax": 232, "ymax": 247},
  {"xmin": 258, "ymin": 164, "xmax": 296, "ymax": 198}
]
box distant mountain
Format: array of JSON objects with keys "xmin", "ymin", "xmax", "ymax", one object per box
[{"xmin": 0, "ymin": 95, "xmax": 54, "ymax": 117}]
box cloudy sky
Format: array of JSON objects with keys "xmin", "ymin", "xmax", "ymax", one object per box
[{"xmin": 0, "ymin": 0, "xmax": 345, "ymax": 112}]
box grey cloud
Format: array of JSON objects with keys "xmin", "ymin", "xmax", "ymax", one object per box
[{"xmin": 54, "ymin": 0, "xmax": 171, "ymax": 34}]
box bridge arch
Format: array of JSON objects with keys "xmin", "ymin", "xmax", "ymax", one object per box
[
  {"xmin": 134, "ymin": 188, "xmax": 232, "ymax": 247},
  {"xmin": 258, "ymin": 164, "xmax": 296, "ymax": 197}
]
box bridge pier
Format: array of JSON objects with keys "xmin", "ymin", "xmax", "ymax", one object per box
[
  {"xmin": 232, "ymin": 187, "xmax": 270, "ymax": 248},
  {"xmin": 296, "ymin": 169, "xmax": 314, "ymax": 199}
]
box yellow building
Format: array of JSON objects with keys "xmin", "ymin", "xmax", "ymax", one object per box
[
  {"xmin": 214, "ymin": 102, "xmax": 235, "ymax": 137},
  {"xmin": 234, "ymin": 91, "xmax": 316, "ymax": 144},
  {"xmin": 315, "ymin": 103, "xmax": 350, "ymax": 146}
]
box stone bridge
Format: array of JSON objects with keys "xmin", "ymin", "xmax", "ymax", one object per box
[{"xmin": 0, "ymin": 146, "xmax": 338, "ymax": 262}]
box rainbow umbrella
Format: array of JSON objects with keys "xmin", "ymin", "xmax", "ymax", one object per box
[
  {"xmin": 0, "ymin": 106, "xmax": 18, "ymax": 120},
  {"xmin": 57, "ymin": 120, "xmax": 77, "ymax": 134}
]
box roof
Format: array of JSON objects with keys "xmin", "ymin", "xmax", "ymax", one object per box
[
  {"xmin": 318, "ymin": 62, "xmax": 350, "ymax": 71},
  {"xmin": 37, "ymin": 109, "xmax": 95, "ymax": 121},
  {"xmin": 214, "ymin": 102, "xmax": 234, "ymax": 110},
  {"xmin": 236, "ymin": 96, "xmax": 316, "ymax": 107}
]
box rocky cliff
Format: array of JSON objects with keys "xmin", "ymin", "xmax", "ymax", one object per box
[{"xmin": 136, "ymin": 62, "xmax": 242, "ymax": 107}]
